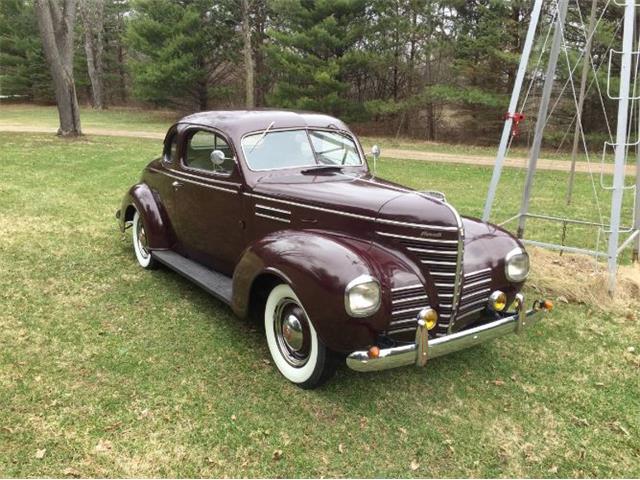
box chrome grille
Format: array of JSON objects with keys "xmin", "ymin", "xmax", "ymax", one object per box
[
  {"xmin": 400, "ymin": 237, "xmax": 458, "ymax": 335},
  {"xmin": 387, "ymin": 284, "xmax": 429, "ymax": 336},
  {"xmin": 456, "ymin": 268, "xmax": 492, "ymax": 323},
  {"xmin": 377, "ymin": 229, "xmax": 462, "ymax": 337}
]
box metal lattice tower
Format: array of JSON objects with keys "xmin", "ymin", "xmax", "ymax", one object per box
[{"xmin": 483, "ymin": 0, "xmax": 640, "ymax": 294}]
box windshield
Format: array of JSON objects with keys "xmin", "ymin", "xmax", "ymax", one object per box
[{"xmin": 241, "ymin": 129, "xmax": 363, "ymax": 171}]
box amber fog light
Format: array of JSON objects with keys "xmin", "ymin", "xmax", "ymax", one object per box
[
  {"xmin": 488, "ymin": 290, "xmax": 507, "ymax": 312},
  {"xmin": 417, "ymin": 308, "xmax": 438, "ymax": 330}
]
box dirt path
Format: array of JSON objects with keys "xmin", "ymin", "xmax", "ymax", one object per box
[
  {"xmin": 2, "ymin": 124, "xmax": 637, "ymax": 176},
  {"xmin": 0, "ymin": 124, "xmax": 164, "ymax": 140}
]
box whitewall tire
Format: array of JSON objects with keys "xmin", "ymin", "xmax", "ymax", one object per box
[
  {"xmin": 132, "ymin": 209, "xmax": 157, "ymax": 269},
  {"xmin": 264, "ymin": 284, "xmax": 335, "ymax": 388}
]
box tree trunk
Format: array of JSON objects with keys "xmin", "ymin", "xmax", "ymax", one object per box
[
  {"xmin": 35, "ymin": 0, "xmax": 82, "ymax": 136},
  {"xmin": 80, "ymin": 0, "xmax": 105, "ymax": 109},
  {"xmin": 241, "ymin": 0, "xmax": 255, "ymax": 108},
  {"xmin": 252, "ymin": 0, "xmax": 267, "ymax": 106}
]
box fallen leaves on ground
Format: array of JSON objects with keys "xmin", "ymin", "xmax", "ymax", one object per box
[{"xmin": 94, "ymin": 439, "xmax": 113, "ymax": 453}]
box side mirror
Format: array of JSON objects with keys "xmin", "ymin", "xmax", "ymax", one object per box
[
  {"xmin": 210, "ymin": 150, "xmax": 226, "ymax": 168},
  {"xmin": 370, "ymin": 144, "xmax": 380, "ymax": 176}
]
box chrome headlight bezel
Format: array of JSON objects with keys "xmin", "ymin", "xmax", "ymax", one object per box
[
  {"xmin": 505, "ymin": 247, "xmax": 530, "ymax": 282},
  {"xmin": 344, "ymin": 274, "xmax": 381, "ymax": 317}
]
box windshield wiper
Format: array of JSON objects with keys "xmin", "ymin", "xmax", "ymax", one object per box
[
  {"xmin": 300, "ymin": 165, "xmax": 343, "ymax": 174},
  {"xmin": 249, "ymin": 121, "xmax": 275, "ymax": 154}
]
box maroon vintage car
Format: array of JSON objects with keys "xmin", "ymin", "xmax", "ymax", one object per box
[{"xmin": 116, "ymin": 110, "xmax": 551, "ymax": 388}]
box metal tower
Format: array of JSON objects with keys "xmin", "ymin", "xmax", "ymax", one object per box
[{"xmin": 483, "ymin": 0, "xmax": 640, "ymax": 294}]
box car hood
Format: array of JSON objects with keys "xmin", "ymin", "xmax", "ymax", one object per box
[{"xmin": 253, "ymin": 172, "xmax": 459, "ymax": 228}]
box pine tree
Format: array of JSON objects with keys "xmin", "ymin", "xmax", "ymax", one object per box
[
  {"xmin": 0, "ymin": 0, "xmax": 53, "ymax": 102},
  {"xmin": 126, "ymin": 0, "xmax": 239, "ymax": 109},
  {"xmin": 266, "ymin": 0, "xmax": 368, "ymax": 120}
]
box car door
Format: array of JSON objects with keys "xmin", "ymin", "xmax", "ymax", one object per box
[{"xmin": 173, "ymin": 127, "xmax": 245, "ymax": 276}]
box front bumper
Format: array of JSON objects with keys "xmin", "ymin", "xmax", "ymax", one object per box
[{"xmin": 346, "ymin": 297, "xmax": 550, "ymax": 372}]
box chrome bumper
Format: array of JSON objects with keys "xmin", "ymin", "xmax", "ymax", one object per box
[{"xmin": 346, "ymin": 298, "xmax": 550, "ymax": 372}]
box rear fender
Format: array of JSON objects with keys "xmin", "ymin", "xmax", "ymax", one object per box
[{"xmin": 119, "ymin": 183, "xmax": 173, "ymax": 250}]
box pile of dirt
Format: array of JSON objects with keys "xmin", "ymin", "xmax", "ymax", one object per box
[{"xmin": 527, "ymin": 247, "xmax": 640, "ymax": 315}]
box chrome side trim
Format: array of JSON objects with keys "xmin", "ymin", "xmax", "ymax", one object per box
[
  {"xmin": 407, "ymin": 247, "xmax": 458, "ymax": 255},
  {"xmin": 392, "ymin": 306, "xmax": 424, "ymax": 316},
  {"xmin": 246, "ymin": 193, "xmax": 459, "ymax": 231},
  {"xmin": 391, "ymin": 294, "xmax": 429, "ymax": 305},
  {"xmin": 255, "ymin": 204, "xmax": 291, "ymax": 215},
  {"xmin": 391, "ymin": 283, "xmax": 423, "ymax": 292},
  {"xmin": 389, "ymin": 318, "xmax": 421, "ymax": 328},
  {"xmin": 248, "ymin": 193, "xmax": 374, "ymax": 222},
  {"xmin": 464, "ymin": 267, "xmax": 491, "ymax": 278},
  {"xmin": 255, "ymin": 212, "xmax": 290, "ymax": 224},
  {"xmin": 464, "ymin": 277, "xmax": 491, "ymax": 289},
  {"xmin": 461, "ymin": 288, "xmax": 491, "ymax": 300},
  {"xmin": 149, "ymin": 168, "xmax": 239, "ymax": 194},
  {"xmin": 375, "ymin": 218, "xmax": 458, "ymax": 231},
  {"xmin": 165, "ymin": 168, "xmax": 241, "ymax": 188},
  {"xmin": 420, "ymin": 260, "xmax": 457, "ymax": 266}
]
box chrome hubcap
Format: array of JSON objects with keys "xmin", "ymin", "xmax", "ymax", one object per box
[
  {"xmin": 282, "ymin": 314, "xmax": 304, "ymax": 351},
  {"xmin": 274, "ymin": 298, "xmax": 310, "ymax": 367}
]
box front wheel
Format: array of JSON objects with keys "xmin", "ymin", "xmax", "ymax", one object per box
[
  {"xmin": 132, "ymin": 209, "xmax": 157, "ymax": 269},
  {"xmin": 264, "ymin": 284, "xmax": 335, "ymax": 389}
]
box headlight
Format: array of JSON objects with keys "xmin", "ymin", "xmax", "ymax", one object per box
[
  {"xmin": 345, "ymin": 275, "xmax": 381, "ymax": 317},
  {"xmin": 505, "ymin": 248, "xmax": 529, "ymax": 282}
]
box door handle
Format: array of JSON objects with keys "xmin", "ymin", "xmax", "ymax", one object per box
[{"xmin": 172, "ymin": 181, "xmax": 183, "ymax": 189}]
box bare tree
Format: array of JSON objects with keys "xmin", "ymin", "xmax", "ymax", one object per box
[
  {"xmin": 34, "ymin": 0, "xmax": 82, "ymax": 136},
  {"xmin": 79, "ymin": 0, "xmax": 105, "ymax": 109},
  {"xmin": 241, "ymin": 0, "xmax": 255, "ymax": 108}
]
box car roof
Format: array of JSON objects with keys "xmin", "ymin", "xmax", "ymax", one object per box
[{"xmin": 176, "ymin": 109, "xmax": 352, "ymax": 138}]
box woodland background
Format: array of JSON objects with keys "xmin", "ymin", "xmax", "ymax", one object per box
[{"xmin": 0, "ymin": 0, "xmax": 627, "ymax": 144}]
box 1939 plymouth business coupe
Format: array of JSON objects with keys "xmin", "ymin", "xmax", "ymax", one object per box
[{"xmin": 117, "ymin": 110, "xmax": 552, "ymax": 388}]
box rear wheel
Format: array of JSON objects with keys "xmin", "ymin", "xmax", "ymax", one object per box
[
  {"xmin": 132, "ymin": 209, "xmax": 157, "ymax": 269},
  {"xmin": 264, "ymin": 284, "xmax": 335, "ymax": 388}
]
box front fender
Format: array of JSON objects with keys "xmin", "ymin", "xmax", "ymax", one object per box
[
  {"xmin": 232, "ymin": 230, "xmax": 423, "ymax": 352},
  {"xmin": 118, "ymin": 183, "xmax": 173, "ymax": 250}
]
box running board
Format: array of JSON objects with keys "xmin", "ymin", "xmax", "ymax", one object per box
[{"xmin": 152, "ymin": 250, "xmax": 233, "ymax": 305}]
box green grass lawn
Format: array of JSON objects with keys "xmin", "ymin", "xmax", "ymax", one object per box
[{"xmin": 0, "ymin": 132, "xmax": 638, "ymax": 477}]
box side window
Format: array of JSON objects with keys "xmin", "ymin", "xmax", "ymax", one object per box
[{"xmin": 185, "ymin": 130, "xmax": 235, "ymax": 175}]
